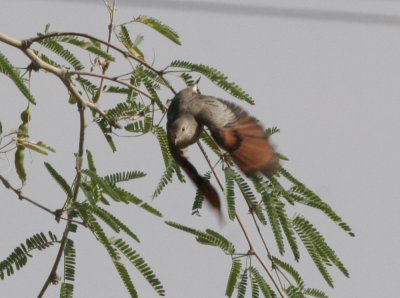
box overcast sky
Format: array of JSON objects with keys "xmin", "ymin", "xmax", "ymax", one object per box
[{"xmin": 1, "ymin": 0, "xmax": 400, "ymax": 297}]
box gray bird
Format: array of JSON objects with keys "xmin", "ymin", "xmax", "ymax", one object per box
[{"xmin": 167, "ymin": 85, "xmax": 279, "ymax": 212}]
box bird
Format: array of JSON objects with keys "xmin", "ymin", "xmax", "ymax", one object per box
[{"xmin": 167, "ymin": 84, "xmax": 279, "ymax": 213}]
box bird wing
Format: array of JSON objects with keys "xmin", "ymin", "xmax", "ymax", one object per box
[{"xmin": 195, "ymin": 96, "xmax": 279, "ymax": 176}]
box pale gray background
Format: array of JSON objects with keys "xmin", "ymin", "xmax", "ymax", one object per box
[{"xmin": 1, "ymin": 0, "xmax": 399, "ymax": 297}]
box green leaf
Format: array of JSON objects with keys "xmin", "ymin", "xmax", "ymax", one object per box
[
  {"xmin": 113, "ymin": 186, "xmax": 163, "ymax": 217},
  {"xmin": 251, "ymin": 270, "xmax": 260, "ymax": 298},
  {"xmin": 95, "ymin": 117, "xmax": 117, "ymax": 152},
  {"xmin": 285, "ymin": 285, "xmax": 305, "ymax": 298},
  {"xmin": 232, "ymin": 170, "xmax": 267, "ymax": 225},
  {"xmin": 153, "ymin": 160, "xmax": 184, "ymax": 198},
  {"xmin": 88, "ymin": 176, "xmax": 160, "ymax": 217},
  {"xmin": 303, "ymin": 288, "xmax": 328, "ymax": 298},
  {"xmin": 132, "ymin": 65, "xmax": 168, "ymax": 88},
  {"xmin": 64, "ymin": 238, "xmax": 76, "ymax": 282},
  {"xmin": 225, "ymin": 259, "xmax": 242, "ymax": 297},
  {"xmin": 58, "ymin": 36, "xmax": 115, "ymax": 61},
  {"xmin": 249, "ymin": 267, "xmax": 277, "ymax": 298},
  {"xmin": 114, "ymin": 261, "xmax": 139, "ymax": 298},
  {"xmin": 105, "ymin": 100, "xmax": 145, "ymax": 124},
  {"xmin": 119, "ymin": 25, "xmax": 144, "ymax": 59},
  {"xmin": 86, "ymin": 149, "xmax": 97, "ymax": 172},
  {"xmin": 39, "ymin": 38, "xmax": 84, "ymax": 70},
  {"xmin": 81, "ymin": 180, "xmax": 108, "ymax": 205},
  {"xmin": 134, "ymin": 15, "xmax": 181, "ymax": 45},
  {"xmin": 293, "ymin": 215, "xmax": 349, "ymax": 287},
  {"xmin": 179, "ymin": 72, "xmax": 195, "ymax": 86},
  {"xmin": 104, "ymin": 86, "xmax": 133, "ymax": 94},
  {"xmin": 60, "ymin": 282, "xmax": 74, "ymax": 298},
  {"xmin": 84, "ymin": 213, "xmax": 138, "ymax": 298},
  {"xmin": 84, "ymin": 170, "xmax": 127, "ymax": 203},
  {"xmin": 113, "ymin": 238, "xmax": 165, "ymax": 296},
  {"xmin": 104, "ymin": 170, "xmax": 146, "ymax": 186},
  {"xmin": 152, "ymin": 126, "xmax": 185, "ymax": 198},
  {"xmin": 125, "ymin": 116, "xmax": 152, "ymax": 134},
  {"xmin": 276, "ymin": 200, "xmax": 300, "ymax": 261},
  {"xmin": 288, "ymin": 183, "xmax": 354, "ymax": 237},
  {"xmin": 92, "ymin": 206, "xmax": 140, "ymax": 242},
  {"xmin": 265, "ymin": 127, "xmax": 280, "ymax": 137},
  {"xmin": 0, "ymin": 231, "xmax": 58, "ymax": 280},
  {"xmin": 271, "ymin": 257, "xmax": 304, "ymax": 288},
  {"xmin": 44, "ymin": 162, "xmax": 72, "ymax": 198},
  {"xmin": 165, "ymin": 221, "xmax": 235, "ymax": 254},
  {"xmin": 253, "ymin": 179, "xmax": 285, "ymax": 254},
  {"xmin": 0, "ymin": 51, "xmax": 36, "ymax": 104},
  {"xmin": 76, "ymin": 76, "xmax": 98, "ymax": 97},
  {"xmin": 142, "ymin": 75, "xmax": 165, "ymax": 113},
  {"xmin": 170, "ymin": 60, "xmax": 253, "ymax": 104},
  {"xmin": 153, "ymin": 126, "xmax": 172, "ymax": 168},
  {"xmin": 224, "ymin": 167, "xmax": 236, "ymax": 220},
  {"xmin": 236, "ymin": 269, "xmax": 248, "ymax": 298},
  {"xmin": 152, "ymin": 163, "xmax": 174, "ymax": 198}
]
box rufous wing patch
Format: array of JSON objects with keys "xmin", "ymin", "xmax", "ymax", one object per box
[{"xmin": 224, "ymin": 117, "xmax": 279, "ymax": 176}]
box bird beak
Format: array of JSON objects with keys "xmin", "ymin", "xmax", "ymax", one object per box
[{"xmin": 170, "ymin": 132, "xmax": 178, "ymax": 145}]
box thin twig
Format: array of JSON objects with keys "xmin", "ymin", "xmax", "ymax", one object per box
[
  {"xmin": 0, "ymin": 175, "xmax": 85, "ymax": 226},
  {"xmin": 37, "ymin": 225, "xmax": 69, "ymax": 297},
  {"xmin": 38, "ymin": 104, "xmax": 86, "ymax": 297},
  {"xmin": 95, "ymin": 0, "xmax": 117, "ymax": 104}
]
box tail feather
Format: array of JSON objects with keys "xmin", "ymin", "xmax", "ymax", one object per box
[{"xmin": 169, "ymin": 143, "xmax": 221, "ymax": 212}]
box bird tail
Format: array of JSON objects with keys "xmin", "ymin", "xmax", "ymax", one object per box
[{"xmin": 169, "ymin": 144, "xmax": 221, "ymax": 212}]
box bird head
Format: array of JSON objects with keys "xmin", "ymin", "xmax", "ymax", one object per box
[{"xmin": 169, "ymin": 114, "xmax": 200, "ymax": 148}]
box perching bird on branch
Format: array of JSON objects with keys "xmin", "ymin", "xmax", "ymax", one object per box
[{"xmin": 167, "ymin": 84, "xmax": 279, "ymax": 213}]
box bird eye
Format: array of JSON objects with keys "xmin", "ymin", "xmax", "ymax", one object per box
[{"xmin": 182, "ymin": 127, "xmax": 185, "ymax": 131}]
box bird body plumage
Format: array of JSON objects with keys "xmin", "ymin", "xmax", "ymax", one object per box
[{"xmin": 167, "ymin": 85, "xmax": 279, "ymax": 213}]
